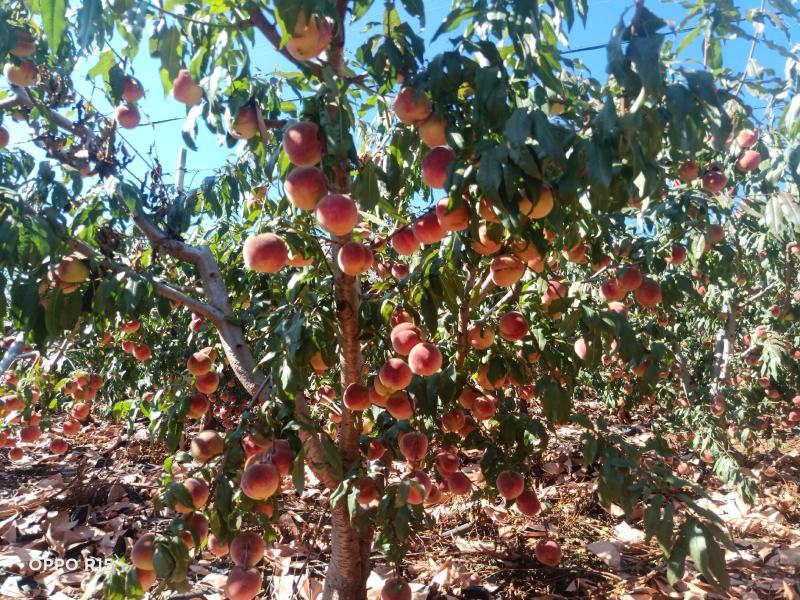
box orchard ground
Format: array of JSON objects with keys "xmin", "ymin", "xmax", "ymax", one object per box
[{"xmin": 1, "ymin": 386, "xmax": 799, "ymax": 599}]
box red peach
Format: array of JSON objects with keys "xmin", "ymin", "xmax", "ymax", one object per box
[
  {"xmin": 379, "ymin": 358, "xmax": 413, "ymax": 391},
  {"xmin": 408, "ymin": 342, "xmax": 442, "ymax": 376},
  {"xmin": 496, "ymin": 470, "xmax": 524, "ymax": 499},
  {"xmin": 243, "ymin": 233, "xmax": 289, "ymax": 273},
  {"xmin": 285, "ymin": 165, "xmax": 327, "ymax": 210},
  {"xmin": 241, "ymin": 463, "xmax": 280, "ymax": 500},
  {"xmin": 421, "ymin": 146, "xmax": 456, "ymax": 189},
  {"xmin": 398, "ymin": 430, "xmax": 428, "ymax": 461},
  {"xmin": 393, "ymin": 87, "xmax": 432, "ymax": 124},
  {"xmin": 392, "ymin": 227, "xmax": 421, "ymax": 255},
  {"xmin": 171, "ymin": 69, "xmax": 203, "ymax": 105},
  {"xmin": 343, "ymin": 383, "xmax": 371, "ymax": 411},
  {"xmin": 498, "ymin": 311, "xmax": 528, "ymax": 341},
  {"xmin": 412, "ymin": 211, "xmax": 445, "ymax": 244},
  {"xmin": 315, "ymin": 194, "xmax": 358, "ymax": 236},
  {"xmin": 283, "ymin": 121, "xmax": 322, "ymax": 165},
  {"xmin": 230, "ymin": 531, "xmax": 265, "ymax": 567}
]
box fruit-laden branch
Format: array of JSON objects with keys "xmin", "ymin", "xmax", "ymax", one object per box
[{"xmin": 0, "ymin": 86, "xmax": 96, "ymax": 145}]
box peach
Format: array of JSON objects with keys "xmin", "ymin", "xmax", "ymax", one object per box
[
  {"xmin": 516, "ymin": 489, "xmax": 541, "ymax": 516},
  {"xmin": 525, "ymin": 186, "xmax": 554, "ymax": 219},
  {"xmin": 369, "ymin": 386, "xmax": 388, "ymax": 407},
  {"xmin": 616, "ymin": 267, "xmax": 642, "ymax": 292},
  {"xmin": 243, "ymin": 233, "xmax": 289, "ymax": 273},
  {"xmin": 678, "ymin": 160, "xmax": 698, "ymax": 182},
  {"xmin": 19, "ymin": 424, "xmax": 41, "ymax": 443},
  {"xmin": 10, "ymin": 29, "xmax": 36, "ymax": 57},
  {"xmin": 224, "ymin": 566, "xmax": 262, "ymax": 600},
  {"xmin": 499, "ymin": 311, "xmax": 528, "ymax": 341},
  {"xmin": 4, "ymin": 59, "xmax": 36, "ymax": 87},
  {"xmin": 230, "ymin": 531, "xmax": 266, "ymax": 567},
  {"xmin": 442, "ymin": 409, "xmax": 466, "ymax": 432},
  {"xmin": 412, "ymin": 211, "xmax": 445, "ymax": 244},
  {"xmin": 283, "ymin": 121, "xmax": 322, "ymax": 166},
  {"xmin": 285, "ymin": 12, "xmax": 332, "ymax": 61},
  {"xmin": 357, "ymin": 477, "xmax": 379, "ymax": 506},
  {"xmin": 208, "ymin": 533, "xmax": 230, "ymax": 558},
  {"xmin": 512, "ymin": 240, "xmax": 542, "ymax": 261},
  {"xmin": 136, "ymin": 568, "xmax": 157, "ymax": 590},
  {"xmin": 242, "ymin": 434, "xmax": 270, "ymax": 458},
  {"xmin": 635, "ymin": 279, "xmax": 662, "ymax": 307},
  {"xmin": 0, "ymin": 126, "xmax": 9, "ymax": 149},
  {"xmin": 241, "ymin": 463, "xmax": 279, "ymax": 500},
  {"xmin": 391, "ymin": 309, "xmax": 415, "ymax": 326},
  {"xmin": 122, "ymin": 319, "xmax": 141, "ymax": 333},
  {"xmin": 702, "ymin": 170, "xmax": 727, "ymax": 193},
  {"xmin": 285, "ymin": 165, "xmax": 327, "ymax": 210},
  {"xmin": 172, "ymin": 69, "xmax": 203, "ymax": 105},
  {"xmin": 8, "ymin": 447, "xmax": 23, "ymax": 461},
  {"xmin": 131, "ymin": 533, "xmax": 156, "ymax": 570},
  {"xmin": 190, "ymin": 430, "xmax": 224, "ymax": 461},
  {"xmin": 398, "ymin": 430, "xmax": 427, "ymax": 461},
  {"xmin": 458, "ymin": 387, "xmax": 480, "ymax": 409},
  {"xmin": 668, "ymin": 244, "xmax": 686, "ymax": 265},
  {"xmin": 416, "ymin": 113, "xmax": 447, "ymax": 147},
  {"xmin": 479, "ymin": 197, "xmax": 500, "ymax": 222},
  {"xmin": 122, "ymin": 76, "xmax": 144, "ymax": 102},
  {"xmin": 393, "ymin": 87, "xmax": 432, "ymax": 124},
  {"xmin": 196, "ymin": 371, "xmax": 220, "ymax": 394},
  {"xmin": 600, "ymin": 278, "xmax": 625, "ymax": 302},
  {"xmin": 391, "ymin": 227, "xmax": 421, "ymax": 255},
  {"xmin": 496, "ymin": 470, "xmax": 524, "ymax": 499},
  {"xmin": 435, "ymin": 196, "xmax": 469, "ymax": 231},
  {"xmin": 342, "ymin": 383, "xmax": 371, "ymax": 411},
  {"xmin": 134, "ymin": 344, "xmax": 151, "ymax": 361},
  {"xmin": 476, "ymin": 364, "xmax": 507, "ymax": 390},
  {"xmin": 49, "ymin": 438, "xmax": 68, "ymax": 455},
  {"xmin": 310, "ymin": 351, "xmax": 328, "ymax": 373},
  {"xmin": 381, "ymin": 577, "xmax": 412, "ymax": 600},
  {"xmin": 467, "ymin": 323, "xmax": 495, "ymax": 349},
  {"xmin": 408, "ymin": 342, "xmax": 442, "ymax": 376},
  {"xmin": 391, "ymin": 323, "xmax": 422, "ymax": 356},
  {"xmin": 535, "ymin": 539, "xmax": 562, "ymax": 566},
  {"xmin": 56, "ymin": 255, "xmax": 89, "ymax": 283},
  {"xmin": 71, "ymin": 402, "xmax": 91, "ymax": 421},
  {"xmin": 114, "ymin": 104, "xmax": 140, "ymax": 129},
  {"xmin": 175, "ymin": 477, "xmax": 210, "ymax": 513},
  {"xmin": 737, "ymin": 129, "xmax": 757, "ymax": 148},
  {"xmin": 490, "ymin": 255, "xmax": 525, "ymax": 286},
  {"xmin": 337, "ymin": 241, "xmax": 373, "ymax": 276},
  {"xmin": 367, "ymin": 439, "xmax": 386, "ymax": 460},
  {"xmin": 180, "ymin": 512, "xmax": 209, "ymax": 547},
  {"xmin": 187, "ymin": 352, "xmax": 213, "ymax": 376},
  {"xmin": 472, "ymin": 395, "xmax": 496, "ymax": 420},
  {"xmin": 421, "ymin": 146, "xmax": 456, "ymax": 189},
  {"xmin": 574, "ymin": 337, "xmax": 589, "ymax": 360},
  {"xmin": 379, "ymin": 358, "xmax": 413, "ymax": 391},
  {"xmin": 435, "ymin": 450, "xmax": 459, "ymax": 475},
  {"xmin": 405, "ymin": 469, "xmax": 432, "ymax": 504},
  {"xmin": 391, "ymin": 263, "xmax": 409, "ymax": 279},
  {"xmin": 316, "ymin": 193, "xmax": 358, "ymax": 236},
  {"xmin": 62, "ymin": 418, "xmax": 81, "ymax": 436},
  {"xmin": 446, "ymin": 471, "xmax": 472, "ymax": 495},
  {"xmin": 386, "ymin": 391, "xmax": 413, "ymax": 420},
  {"xmin": 736, "ymin": 150, "xmax": 761, "ymax": 172}
]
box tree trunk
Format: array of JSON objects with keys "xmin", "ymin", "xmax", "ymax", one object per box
[{"xmin": 322, "ymin": 503, "xmax": 373, "ymax": 600}]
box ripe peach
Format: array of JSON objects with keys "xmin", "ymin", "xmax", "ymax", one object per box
[
  {"xmin": 122, "ymin": 319, "xmax": 141, "ymax": 333},
  {"xmin": 10, "ymin": 29, "xmax": 36, "ymax": 57},
  {"xmin": 516, "ymin": 489, "xmax": 541, "ymax": 516},
  {"xmin": 175, "ymin": 477, "xmax": 210, "ymax": 513},
  {"xmin": 391, "ymin": 263, "xmax": 409, "ymax": 279},
  {"xmin": 243, "ymin": 233, "xmax": 289, "ymax": 273},
  {"xmin": 408, "ymin": 342, "xmax": 442, "ymax": 376},
  {"xmin": 703, "ymin": 170, "xmax": 727, "ymax": 193},
  {"xmin": 394, "ymin": 87, "xmax": 432, "ymax": 124},
  {"xmin": 472, "ymin": 395, "xmax": 496, "ymax": 420},
  {"xmin": 283, "ymin": 121, "xmax": 322, "ymax": 166},
  {"xmin": 122, "ymin": 76, "xmax": 144, "ymax": 102},
  {"xmin": 416, "ymin": 113, "xmax": 447, "ymax": 147},
  {"xmin": 357, "ymin": 477, "xmax": 379, "ymax": 506},
  {"xmin": 230, "ymin": 531, "xmax": 266, "ymax": 567},
  {"xmin": 340, "ymin": 383, "xmax": 370, "ymax": 411},
  {"xmin": 337, "ymin": 241, "xmax": 373, "ymax": 276},
  {"xmin": 56, "ymin": 255, "xmax": 90, "ymax": 283},
  {"xmin": 224, "ymin": 566, "xmax": 262, "ymax": 600},
  {"xmin": 498, "ymin": 311, "xmax": 528, "ymax": 341},
  {"xmin": 196, "ymin": 371, "xmax": 220, "ymax": 394},
  {"xmin": 315, "ymin": 194, "xmax": 358, "ymax": 236},
  {"xmin": 476, "ymin": 364, "xmax": 507, "ymax": 390},
  {"xmin": 0, "ymin": 127, "xmax": 9, "ymax": 149},
  {"xmin": 131, "ymin": 534, "xmax": 156, "ymax": 570},
  {"xmin": 367, "ymin": 439, "xmax": 386, "ymax": 460},
  {"xmin": 668, "ymin": 244, "xmax": 687, "ymax": 265},
  {"xmin": 379, "ymin": 358, "xmax": 413, "ymax": 391},
  {"xmin": 133, "ymin": 344, "xmax": 151, "ymax": 361},
  {"xmin": 446, "ymin": 471, "xmax": 472, "ymax": 495},
  {"xmin": 421, "ymin": 146, "xmax": 456, "ymax": 189},
  {"xmin": 458, "ymin": 387, "xmax": 480, "ymax": 409},
  {"xmin": 525, "ymin": 186, "xmax": 554, "ymax": 219},
  {"xmin": 600, "ymin": 278, "xmax": 625, "ymax": 302},
  {"xmin": 8, "ymin": 447, "xmax": 23, "ymax": 461},
  {"xmin": 136, "ymin": 568, "xmax": 157, "ymax": 590},
  {"xmin": 190, "ymin": 430, "xmax": 224, "ymax": 461},
  {"xmin": 496, "ymin": 470, "xmax": 524, "ymax": 499},
  {"xmin": 381, "ymin": 576, "xmax": 412, "ymax": 600},
  {"xmin": 391, "ymin": 323, "xmax": 422, "ymax": 356},
  {"xmin": 241, "ymin": 463, "xmax": 279, "ymax": 500},
  {"xmin": 412, "ymin": 211, "xmax": 445, "ymax": 244},
  {"xmin": 391, "ymin": 227, "xmax": 421, "ymax": 255},
  {"xmin": 490, "ymin": 255, "xmax": 525, "ymax": 286},
  {"xmin": 736, "ymin": 129, "xmax": 757, "ymax": 148},
  {"xmin": 242, "ymin": 434, "xmax": 270, "ymax": 458},
  {"xmin": 391, "ymin": 309, "xmax": 415, "ymax": 326},
  {"xmin": 435, "ymin": 197, "xmax": 469, "ymax": 231},
  {"xmin": 180, "ymin": 512, "xmax": 209, "ymax": 547},
  {"xmin": 369, "ymin": 386, "xmax": 388, "ymax": 407},
  {"xmin": 386, "ymin": 391, "xmax": 414, "ymax": 420},
  {"xmin": 467, "ymin": 324, "xmax": 495, "ymax": 349},
  {"xmin": 62, "ymin": 418, "xmax": 81, "ymax": 436},
  {"xmin": 736, "ymin": 150, "xmax": 761, "ymax": 172},
  {"xmin": 678, "ymin": 161, "xmax": 699, "ymax": 182},
  {"xmin": 4, "ymin": 59, "xmax": 36, "ymax": 87},
  {"xmin": 114, "ymin": 104, "xmax": 140, "ymax": 129},
  {"xmin": 635, "ymin": 279, "xmax": 662, "ymax": 308},
  {"xmin": 19, "ymin": 424, "xmax": 41, "ymax": 443},
  {"xmin": 616, "ymin": 267, "xmax": 642, "ymax": 292},
  {"xmin": 398, "ymin": 430, "xmax": 428, "ymax": 461},
  {"xmin": 208, "ymin": 533, "xmax": 229, "ymax": 557},
  {"xmin": 49, "ymin": 438, "xmax": 68, "ymax": 455},
  {"xmin": 71, "ymin": 402, "xmax": 91, "ymax": 421},
  {"xmin": 535, "ymin": 539, "xmax": 562, "ymax": 566},
  {"xmin": 435, "ymin": 450, "xmax": 459, "ymax": 475},
  {"xmin": 187, "ymin": 352, "xmax": 213, "ymax": 376},
  {"xmin": 285, "ymin": 12, "xmax": 332, "ymax": 61},
  {"xmin": 172, "ymin": 69, "xmax": 203, "ymax": 105},
  {"xmin": 285, "ymin": 165, "xmax": 327, "ymax": 210},
  {"xmin": 442, "ymin": 409, "xmax": 466, "ymax": 432},
  {"xmin": 405, "ymin": 469, "xmax": 432, "ymax": 504},
  {"xmin": 226, "ymin": 105, "xmax": 258, "ymax": 140},
  {"xmin": 310, "ymin": 351, "xmax": 328, "ymax": 373}
]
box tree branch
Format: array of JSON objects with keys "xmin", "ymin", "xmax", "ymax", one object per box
[{"xmin": 248, "ymin": 10, "xmax": 324, "ymax": 78}]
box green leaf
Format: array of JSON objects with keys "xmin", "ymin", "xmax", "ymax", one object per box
[
  {"xmin": 352, "ymin": 162, "xmax": 381, "ymax": 210},
  {"xmin": 687, "ymin": 519, "xmax": 730, "ymax": 589},
  {"xmin": 40, "ymin": 0, "xmax": 67, "ymax": 55}
]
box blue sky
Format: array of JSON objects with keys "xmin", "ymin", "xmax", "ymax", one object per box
[{"xmin": 2, "ymin": 1, "xmax": 787, "ymax": 188}]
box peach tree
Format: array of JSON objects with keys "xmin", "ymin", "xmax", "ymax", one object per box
[{"xmin": 1, "ymin": 0, "xmax": 800, "ymax": 598}]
